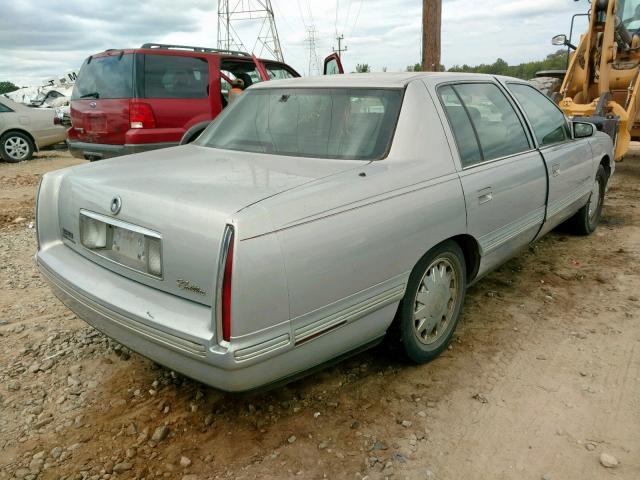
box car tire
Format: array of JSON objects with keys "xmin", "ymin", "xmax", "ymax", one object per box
[
  {"xmin": 1, "ymin": 132, "xmax": 34, "ymax": 163},
  {"xmin": 566, "ymin": 165, "xmax": 607, "ymax": 235},
  {"xmin": 400, "ymin": 240, "xmax": 467, "ymax": 363}
]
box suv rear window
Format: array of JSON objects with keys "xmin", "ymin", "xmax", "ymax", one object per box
[
  {"xmin": 72, "ymin": 54, "xmax": 134, "ymax": 100},
  {"xmin": 143, "ymin": 54, "xmax": 209, "ymax": 99},
  {"xmin": 197, "ymin": 88, "xmax": 404, "ymax": 160}
]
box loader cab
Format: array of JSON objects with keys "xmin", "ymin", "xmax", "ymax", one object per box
[{"xmin": 620, "ymin": 0, "xmax": 640, "ymax": 30}]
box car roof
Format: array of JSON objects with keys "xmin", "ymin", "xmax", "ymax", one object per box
[{"xmin": 251, "ymin": 72, "xmax": 524, "ymax": 89}]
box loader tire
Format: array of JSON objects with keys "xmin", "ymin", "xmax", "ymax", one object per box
[{"xmin": 529, "ymin": 77, "xmax": 561, "ymax": 98}]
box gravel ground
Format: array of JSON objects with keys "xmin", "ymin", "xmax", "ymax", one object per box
[{"xmin": 0, "ymin": 150, "xmax": 639, "ymax": 480}]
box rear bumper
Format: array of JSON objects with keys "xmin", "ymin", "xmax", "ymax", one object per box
[
  {"xmin": 67, "ymin": 140, "xmax": 176, "ymax": 160},
  {"xmin": 36, "ymin": 244, "xmax": 392, "ymax": 392}
]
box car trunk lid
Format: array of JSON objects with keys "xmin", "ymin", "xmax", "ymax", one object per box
[{"xmin": 57, "ymin": 144, "xmax": 363, "ymax": 306}]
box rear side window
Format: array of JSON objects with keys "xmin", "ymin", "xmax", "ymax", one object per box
[
  {"xmin": 72, "ymin": 54, "xmax": 134, "ymax": 100},
  {"xmin": 438, "ymin": 83, "xmax": 530, "ymax": 167},
  {"xmin": 454, "ymin": 83, "xmax": 530, "ymax": 161},
  {"xmin": 507, "ymin": 83, "xmax": 570, "ymax": 147},
  {"xmin": 439, "ymin": 86, "xmax": 482, "ymax": 167},
  {"xmin": 0, "ymin": 102, "xmax": 13, "ymax": 112},
  {"xmin": 143, "ymin": 55, "xmax": 209, "ymax": 99}
]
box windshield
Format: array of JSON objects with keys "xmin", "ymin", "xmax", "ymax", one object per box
[
  {"xmin": 620, "ymin": 0, "xmax": 640, "ymax": 29},
  {"xmin": 72, "ymin": 54, "xmax": 134, "ymax": 100},
  {"xmin": 197, "ymin": 88, "xmax": 403, "ymax": 160}
]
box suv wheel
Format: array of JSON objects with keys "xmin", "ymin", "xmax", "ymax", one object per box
[{"xmin": 1, "ymin": 132, "xmax": 34, "ymax": 163}]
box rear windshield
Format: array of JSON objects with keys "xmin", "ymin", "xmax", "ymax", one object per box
[
  {"xmin": 197, "ymin": 88, "xmax": 403, "ymax": 160},
  {"xmin": 72, "ymin": 54, "xmax": 134, "ymax": 100}
]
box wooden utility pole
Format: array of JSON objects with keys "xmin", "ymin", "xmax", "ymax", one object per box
[{"xmin": 422, "ymin": 0, "xmax": 441, "ymax": 72}]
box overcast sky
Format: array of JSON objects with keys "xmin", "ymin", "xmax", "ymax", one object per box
[{"xmin": 0, "ymin": 0, "xmax": 590, "ymax": 86}]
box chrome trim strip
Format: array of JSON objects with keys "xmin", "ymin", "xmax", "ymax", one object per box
[
  {"xmin": 39, "ymin": 262, "xmax": 207, "ymax": 358},
  {"xmin": 80, "ymin": 210, "xmax": 161, "ymax": 238},
  {"xmin": 215, "ymin": 225, "xmax": 234, "ymax": 347},
  {"xmin": 294, "ymin": 285, "xmax": 404, "ymax": 345},
  {"xmin": 547, "ymin": 185, "xmax": 591, "ymax": 218},
  {"xmin": 479, "ymin": 206, "xmax": 546, "ymax": 255},
  {"xmin": 234, "ymin": 334, "xmax": 291, "ymax": 361}
]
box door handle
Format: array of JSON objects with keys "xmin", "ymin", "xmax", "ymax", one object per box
[
  {"xmin": 552, "ymin": 164, "xmax": 560, "ymax": 177},
  {"xmin": 478, "ymin": 187, "xmax": 493, "ymax": 204}
]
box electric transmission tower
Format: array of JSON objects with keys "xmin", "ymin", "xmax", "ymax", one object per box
[
  {"xmin": 217, "ymin": 0, "xmax": 284, "ymax": 62},
  {"xmin": 306, "ymin": 27, "xmax": 320, "ymax": 76}
]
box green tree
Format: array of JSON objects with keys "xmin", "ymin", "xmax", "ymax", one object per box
[
  {"xmin": 0, "ymin": 81, "xmax": 19, "ymax": 95},
  {"xmin": 406, "ymin": 63, "xmax": 422, "ymax": 72},
  {"xmin": 356, "ymin": 63, "xmax": 370, "ymax": 73},
  {"xmin": 447, "ymin": 49, "xmax": 568, "ymax": 80}
]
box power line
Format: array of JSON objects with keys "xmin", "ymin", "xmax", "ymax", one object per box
[{"xmin": 348, "ymin": 0, "xmax": 363, "ymax": 38}]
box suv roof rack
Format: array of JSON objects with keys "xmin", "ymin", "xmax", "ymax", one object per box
[{"xmin": 140, "ymin": 43, "xmax": 251, "ymax": 57}]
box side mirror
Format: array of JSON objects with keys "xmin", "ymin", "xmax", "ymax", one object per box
[
  {"xmin": 573, "ymin": 121, "xmax": 595, "ymax": 138},
  {"xmin": 552, "ymin": 34, "xmax": 568, "ymax": 46}
]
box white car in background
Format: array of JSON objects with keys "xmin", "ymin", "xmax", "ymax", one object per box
[{"xmin": 0, "ymin": 97, "xmax": 67, "ymax": 163}]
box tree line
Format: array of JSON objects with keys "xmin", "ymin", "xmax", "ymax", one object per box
[{"xmin": 406, "ymin": 49, "xmax": 569, "ymax": 79}]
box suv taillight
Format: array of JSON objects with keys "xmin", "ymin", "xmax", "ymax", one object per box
[{"xmin": 129, "ymin": 101, "xmax": 156, "ymax": 129}]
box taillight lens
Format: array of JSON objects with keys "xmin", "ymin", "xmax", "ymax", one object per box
[
  {"xmin": 53, "ymin": 116, "xmax": 61, "ymax": 125},
  {"xmin": 129, "ymin": 100, "xmax": 156, "ymax": 129},
  {"xmin": 221, "ymin": 227, "xmax": 234, "ymax": 342}
]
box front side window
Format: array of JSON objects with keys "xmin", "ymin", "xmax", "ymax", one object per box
[
  {"xmin": 264, "ymin": 63, "xmax": 297, "ymax": 80},
  {"xmin": 507, "ymin": 83, "xmax": 571, "ymax": 147},
  {"xmin": 438, "ymin": 83, "xmax": 530, "ymax": 167},
  {"xmin": 197, "ymin": 88, "xmax": 404, "ymax": 160},
  {"xmin": 143, "ymin": 55, "xmax": 209, "ymax": 99},
  {"xmin": 220, "ymin": 60, "xmax": 265, "ymax": 104}
]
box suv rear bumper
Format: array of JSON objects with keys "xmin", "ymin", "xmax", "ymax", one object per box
[{"xmin": 67, "ymin": 140, "xmax": 177, "ymax": 160}]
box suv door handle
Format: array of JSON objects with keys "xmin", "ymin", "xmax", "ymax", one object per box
[
  {"xmin": 478, "ymin": 187, "xmax": 493, "ymax": 204},
  {"xmin": 552, "ymin": 164, "xmax": 560, "ymax": 177}
]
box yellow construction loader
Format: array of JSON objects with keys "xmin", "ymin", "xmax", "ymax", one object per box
[{"xmin": 532, "ymin": 0, "xmax": 640, "ymax": 160}]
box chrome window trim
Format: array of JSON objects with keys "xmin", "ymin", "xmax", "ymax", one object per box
[
  {"xmin": 460, "ymin": 148, "xmax": 539, "ymax": 171},
  {"xmin": 215, "ymin": 224, "xmax": 234, "ymax": 348},
  {"xmin": 78, "ymin": 209, "xmax": 164, "ymax": 280},
  {"xmin": 435, "ymin": 80, "xmax": 535, "ymax": 170}
]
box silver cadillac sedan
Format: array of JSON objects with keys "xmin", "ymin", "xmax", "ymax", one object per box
[{"xmin": 36, "ymin": 73, "xmax": 614, "ymax": 392}]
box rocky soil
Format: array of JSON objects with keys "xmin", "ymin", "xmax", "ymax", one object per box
[{"xmin": 0, "ymin": 151, "xmax": 639, "ymax": 480}]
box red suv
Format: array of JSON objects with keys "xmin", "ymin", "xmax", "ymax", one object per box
[{"xmin": 68, "ymin": 44, "xmax": 344, "ymax": 160}]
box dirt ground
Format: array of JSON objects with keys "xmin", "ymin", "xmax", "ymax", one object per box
[{"xmin": 0, "ymin": 150, "xmax": 639, "ymax": 480}]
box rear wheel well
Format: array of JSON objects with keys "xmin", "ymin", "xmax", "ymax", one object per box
[
  {"xmin": 450, "ymin": 234, "xmax": 481, "ymax": 283},
  {"xmin": 1, "ymin": 129, "xmax": 37, "ymax": 151},
  {"xmin": 600, "ymin": 155, "xmax": 611, "ymax": 182}
]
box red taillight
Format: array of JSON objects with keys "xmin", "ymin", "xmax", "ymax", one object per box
[
  {"xmin": 221, "ymin": 229, "xmax": 234, "ymax": 342},
  {"xmin": 129, "ymin": 100, "xmax": 156, "ymax": 129},
  {"xmin": 53, "ymin": 116, "xmax": 61, "ymax": 125}
]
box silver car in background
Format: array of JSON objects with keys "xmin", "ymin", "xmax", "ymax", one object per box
[
  {"xmin": 0, "ymin": 97, "xmax": 67, "ymax": 162},
  {"xmin": 36, "ymin": 73, "xmax": 613, "ymax": 392}
]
